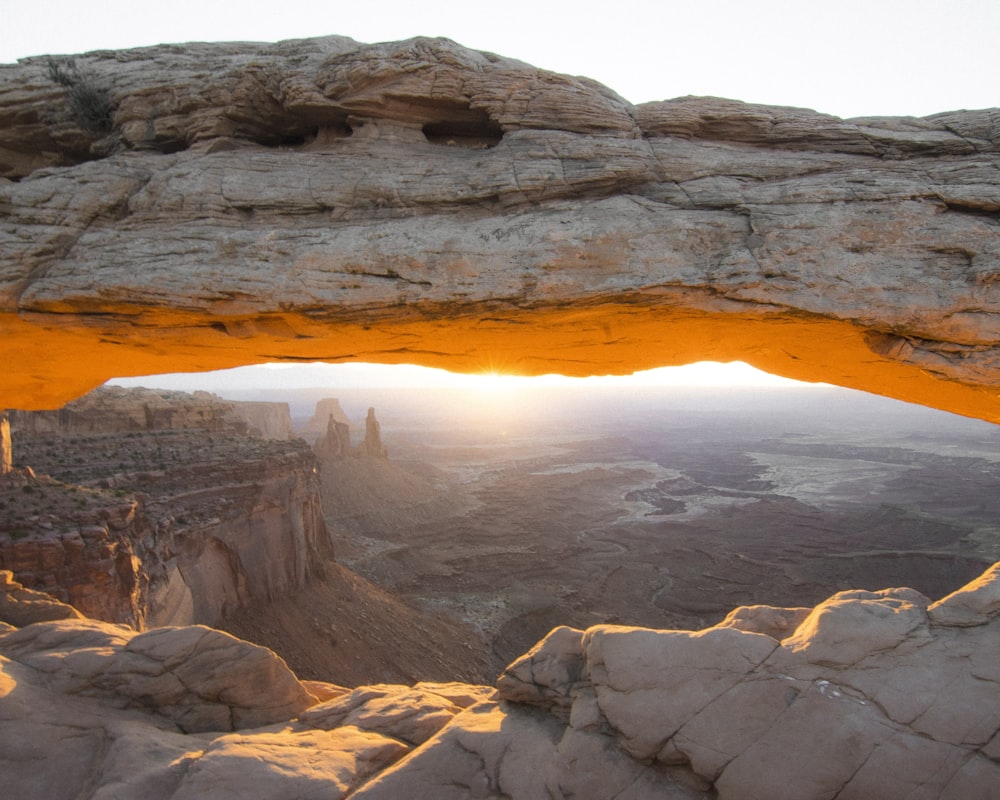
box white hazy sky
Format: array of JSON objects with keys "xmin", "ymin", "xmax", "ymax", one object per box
[
  {"xmin": 8, "ymin": 1, "xmax": 995, "ymax": 391},
  {"xmin": 6, "ymin": 0, "xmax": 998, "ymax": 118}
]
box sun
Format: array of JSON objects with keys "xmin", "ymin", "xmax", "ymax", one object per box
[{"xmin": 469, "ymin": 371, "xmax": 524, "ymax": 392}]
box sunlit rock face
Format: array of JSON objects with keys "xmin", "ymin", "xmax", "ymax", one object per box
[{"xmin": 2, "ymin": 37, "xmax": 1000, "ymax": 421}]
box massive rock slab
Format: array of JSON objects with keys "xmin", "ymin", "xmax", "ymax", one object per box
[
  {"xmin": 3, "ymin": 564, "xmax": 999, "ymax": 798},
  {"xmin": 1, "ymin": 37, "xmax": 1000, "ymax": 422}
]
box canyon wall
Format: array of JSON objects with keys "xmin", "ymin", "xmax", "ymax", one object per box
[
  {"xmin": 1, "ymin": 37, "xmax": 999, "ymax": 423},
  {"xmin": 138, "ymin": 442, "xmax": 332, "ymax": 627},
  {"xmin": 1, "ymin": 387, "xmax": 332, "ymax": 628},
  {"xmin": 8, "ymin": 385, "xmax": 295, "ymax": 439}
]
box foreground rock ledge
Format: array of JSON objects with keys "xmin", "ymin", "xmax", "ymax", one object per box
[
  {"xmin": 2, "ymin": 36, "xmax": 1000, "ymax": 421},
  {"xmin": 1, "ymin": 563, "xmax": 999, "ymax": 798}
]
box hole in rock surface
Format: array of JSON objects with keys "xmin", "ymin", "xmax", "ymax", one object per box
[
  {"xmin": 421, "ymin": 105, "xmax": 503, "ymax": 148},
  {"xmin": 5, "ymin": 361, "xmax": 999, "ymax": 685}
]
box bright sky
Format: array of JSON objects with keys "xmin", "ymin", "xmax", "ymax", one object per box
[
  {"xmin": 107, "ymin": 361, "xmax": 814, "ymax": 392},
  {"xmin": 9, "ymin": 1, "xmax": 995, "ymax": 391},
  {"xmin": 5, "ymin": 0, "xmax": 998, "ymax": 118}
]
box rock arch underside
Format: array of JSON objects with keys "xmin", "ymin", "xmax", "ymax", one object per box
[
  {"xmin": 3, "ymin": 35, "xmax": 1000, "ymax": 800},
  {"xmin": 1, "ymin": 35, "xmax": 1000, "ymax": 420}
]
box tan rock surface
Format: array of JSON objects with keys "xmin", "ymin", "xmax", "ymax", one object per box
[
  {"xmin": 1, "ymin": 37, "xmax": 999, "ymax": 423},
  {"xmin": 1, "ymin": 33, "xmax": 999, "ymax": 800},
  {"xmin": 1, "ymin": 415, "xmax": 11, "ymax": 474},
  {"xmin": 298, "ymin": 683, "xmax": 463, "ymax": 745},
  {"xmin": 714, "ymin": 603, "xmax": 811, "ymax": 640},
  {"xmin": 2, "ymin": 563, "xmax": 1000, "ymax": 798},
  {"xmin": 0, "ymin": 619, "xmax": 313, "ymax": 732},
  {"xmin": 0, "ymin": 568, "xmax": 83, "ymax": 625}
]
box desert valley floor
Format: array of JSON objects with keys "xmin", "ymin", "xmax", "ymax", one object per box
[{"xmin": 234, "ymin": 382, "xmax": 1000, "ymax": 677}]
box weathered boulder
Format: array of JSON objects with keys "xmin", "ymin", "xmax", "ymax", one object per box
[
  {"xmin": 714, "ymin": 602, "xmax": 811, "ymax": 640},
  {"xmin": 1, "ymin": 37, "xmax": 999, "ymax": 424},
  {"xmin": 298, "ymin": 683, "xmax": 462, "ymax": 745},
  {"xmin": 928, "ymin": 560, "xmax": 1000, "ymax": 626},
  {"xmin": 493, "ymin": 562, "xmax": 1000, "ymax": 799},
  {"xmin": 0, "ymin": 619, "xmax": 313, "ymax": 732}
]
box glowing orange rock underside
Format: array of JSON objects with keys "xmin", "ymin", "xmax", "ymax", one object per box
[{"xmin": 4, "ymin": 302, "xmax": 998, "ymax": 423}]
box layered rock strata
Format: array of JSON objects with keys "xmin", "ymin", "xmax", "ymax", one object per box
[
  {"xmin": 1, "ymin": 563, "xmax": 997, "ymax": 798},
  {"xmin": 2, "ymin": 387, "xmax": 332, "ymax": 629},
  {"xmin": 8, "ymin": 385, "xmax": 295, "ymax": 440},
  {"xmin": 0, "ymin": 37, "xmax": 999, "ymax": 422}
]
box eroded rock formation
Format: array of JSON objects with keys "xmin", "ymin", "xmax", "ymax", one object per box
[
  {"xmin": 301, "ymin": 398, "xmax": 353, "ymax": 443},
  {"xmin": 311, "ymin": 402, "xmax": 386, "ymax": 460},
  {"xmin": 1, "ymin": 37, "xmax": 999, "ymax": 422},
  {"xmin": 1, "ymin": 563, "xmax": 998, "ymax": 799},
  {"xmin": 360, "ymin": 407, "xmax": 388, "ymax": 460},
  {"xmin": 2, "ymin": 34, "xmax": 999, "ymax": 799},
  {"xmin": 2, "ymin": 387, "xmax": 332, "ymax": 628},
  {"xmin": 0, "ymin": 569, "xmax": 83, "ymax": 626},
  {"xmin": 8, "ymin": 385, "xmax": 295, "ymax": 439},
  {"xmin": 313, "ymin": 411, "xmax": 353, "ymax": 461}
]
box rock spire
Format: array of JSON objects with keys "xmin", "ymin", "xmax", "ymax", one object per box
[{"xmin": 361, "ymin": 407, "xmax": 388, "ymax": 460}]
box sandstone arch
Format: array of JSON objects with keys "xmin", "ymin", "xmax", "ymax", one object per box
[{"xmin": 2, "ymin": 37, "xmax": 999, "ymax": 421}]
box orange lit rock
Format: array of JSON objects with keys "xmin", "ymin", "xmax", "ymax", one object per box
[
  {"xmin": 1, "ymin": 37, "xmax": 999, "ymax": 421},
  {"xmin": 0, "ymin": 416, "xmax": 10, "ymax": 474}
]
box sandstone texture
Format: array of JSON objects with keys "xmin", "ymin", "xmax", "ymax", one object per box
[
  {"xmin": 1, "ymin": 37, "xmax": 999, "ymax": 422},
  {"xmin": 1, "ymin": 415, "xmax": 11, "ymax": 474},
  {"xmin": 1, "ymin": 563, "xmax": 998, "ymax": 798}
]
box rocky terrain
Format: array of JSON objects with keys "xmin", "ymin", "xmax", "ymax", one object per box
[
  {"xmin": 2, "ymin": 37, "xmax": 1000, "ymax": 423},
  {"xmin": 2, "ymin": 561, "xmax": 998, "ymax": 798},
  {"xmin": 309, "ymin": 384, "xmax": 1000, "ymax": 673},
  {"xmin": 1, "ymin": 386, "xmax": 493, "ymax": 686},
  {"xmin": 2, "ymin": 32, "xmax": 1000, "ymax": 798},
  {"xmin": 2, "ymin": 386, "xmax": 330, "ymax": 629}
]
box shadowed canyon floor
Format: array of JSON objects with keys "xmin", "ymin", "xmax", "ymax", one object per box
[
  {"xmin": 3, "ymin": 382, "xmax": 1000, "ymax": 798},
  {"xmin": 6, "ymin": 382, "xmax": 998, "ymax": 688},
  {"xmin": 285, "ymin": 383, "xmax": 1000, "ymax": 675}
]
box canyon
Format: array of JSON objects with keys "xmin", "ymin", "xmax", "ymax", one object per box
[
  {"xmin": 4, "ymin": 381, "xmax": 999, "ymax": 798},
  {"xmin": 1, "ymin": 32, "xmax": 1000, "ymax": 799},
  {"xmin": 2, "ymin": 387, "xmax": 329, "ymax": 628},
  {"xmin": 1, "ymin": 386, "xmax": 491, "ymax": 686}
]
